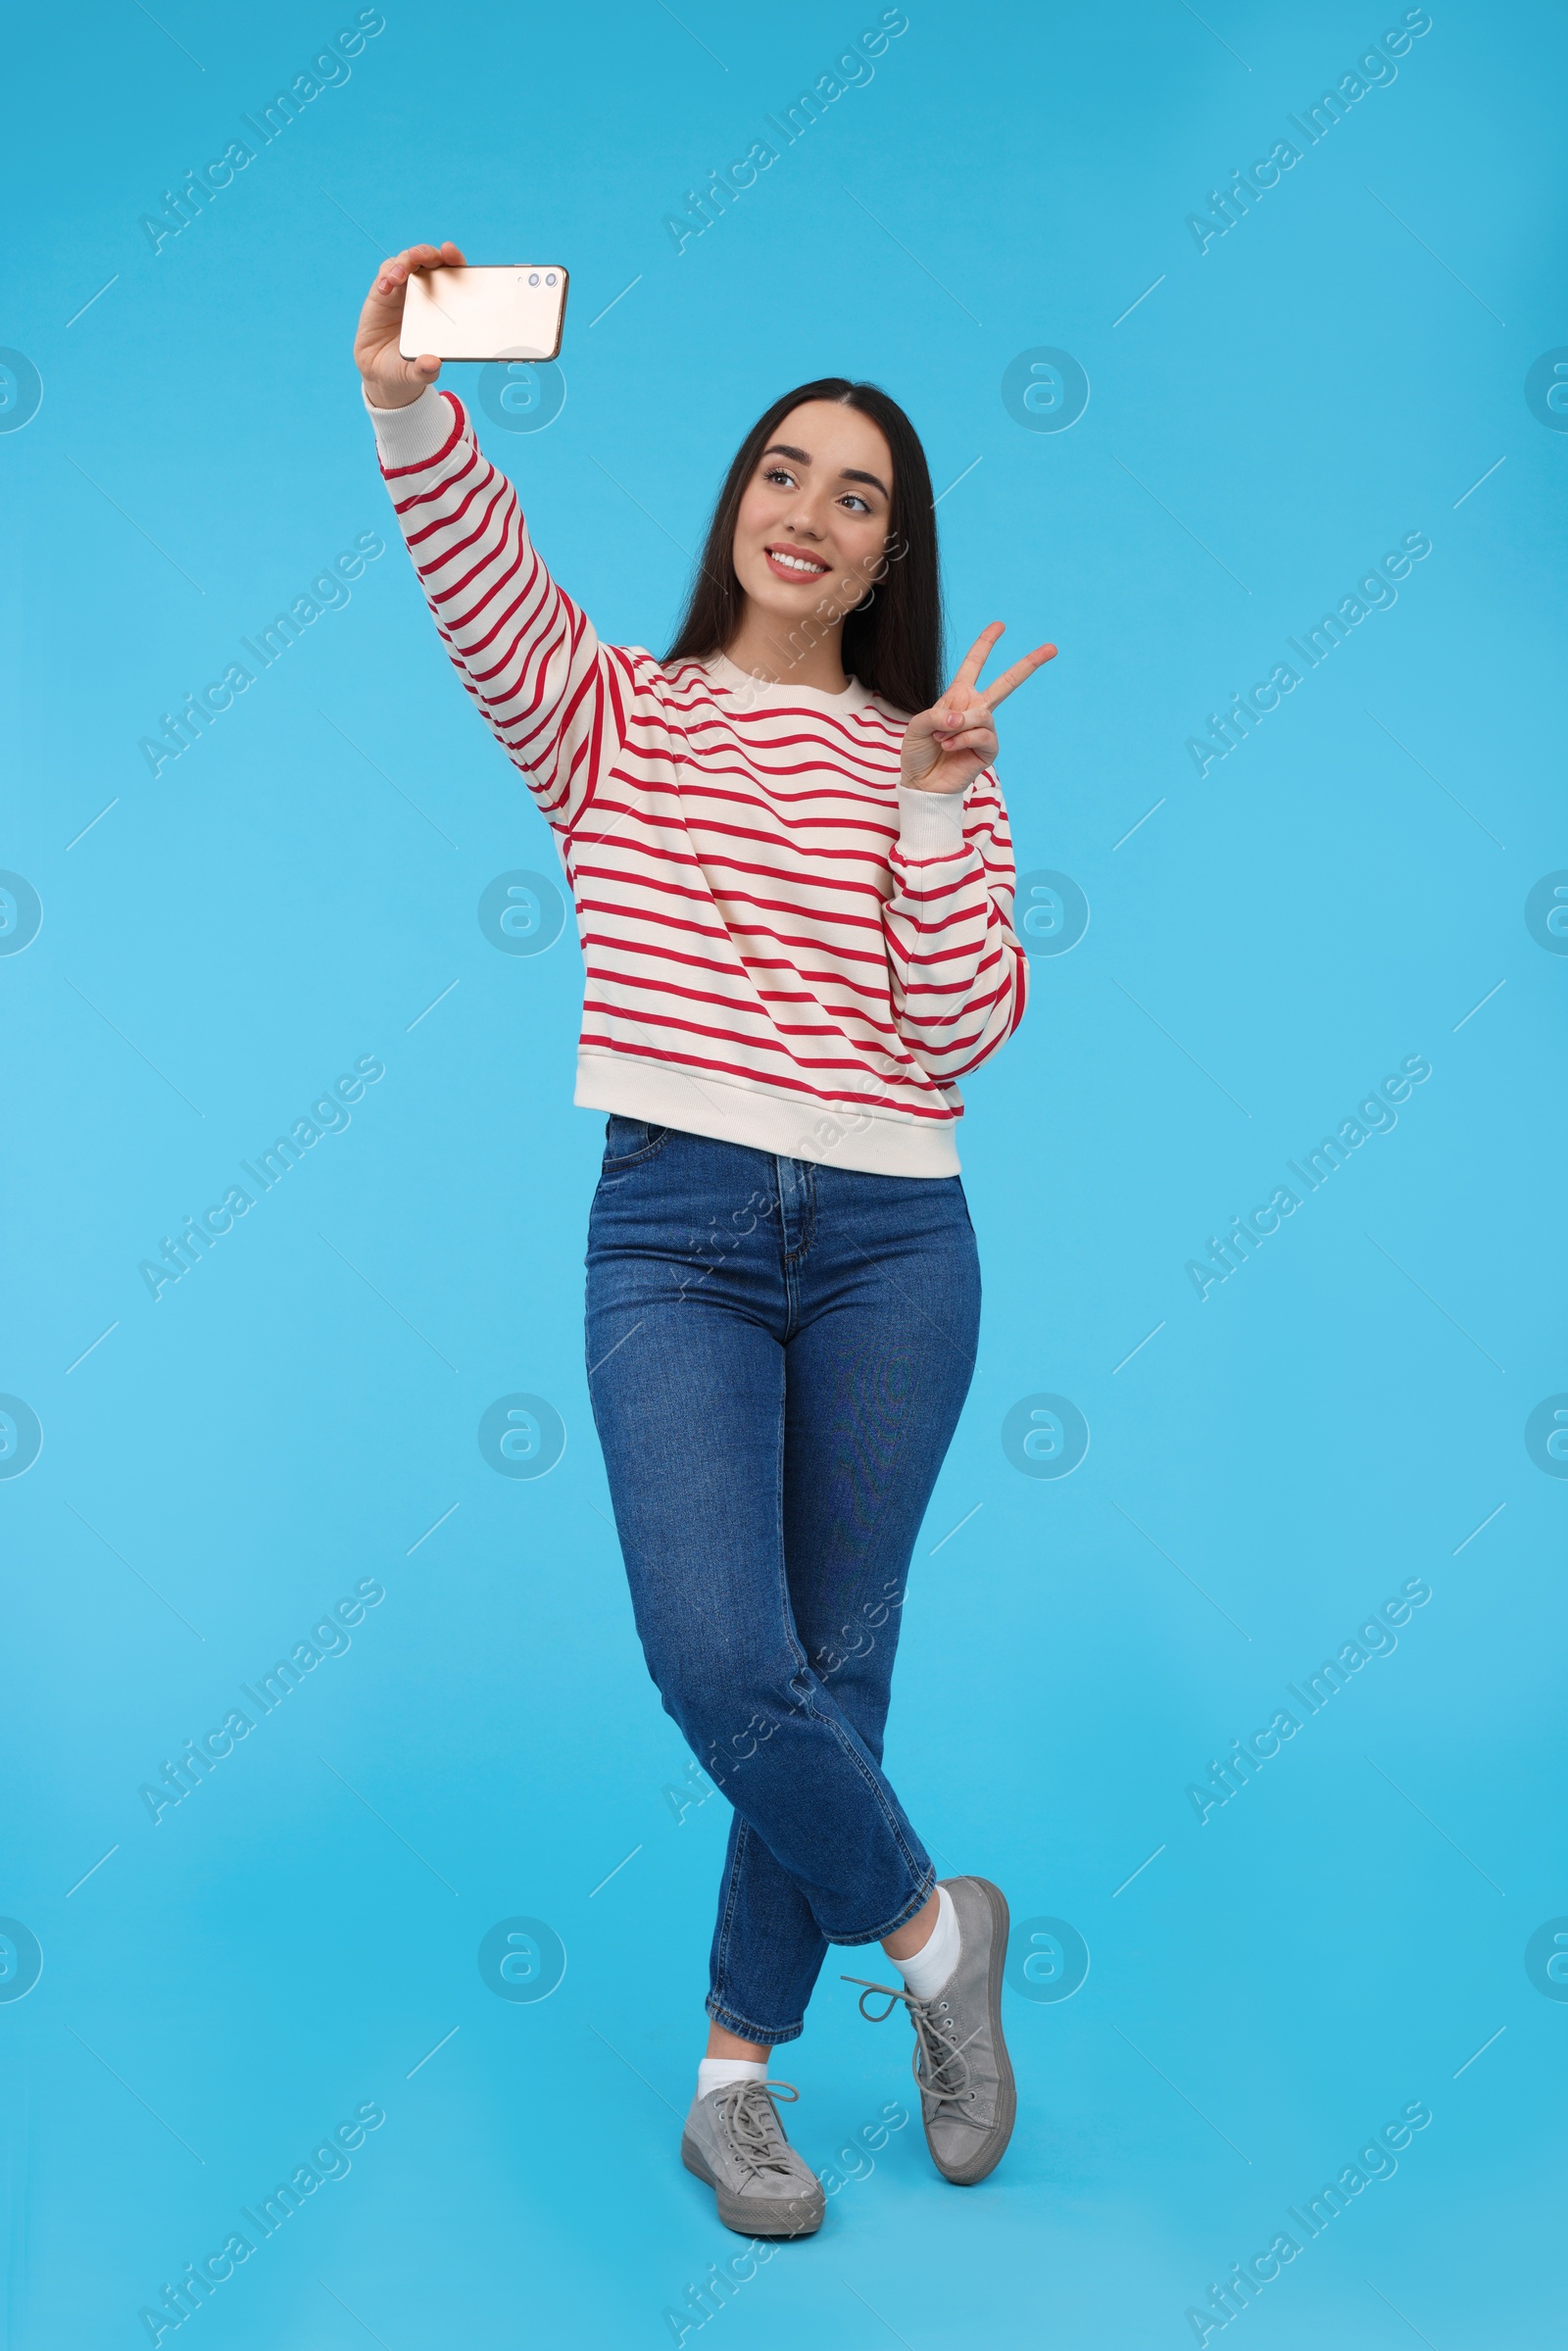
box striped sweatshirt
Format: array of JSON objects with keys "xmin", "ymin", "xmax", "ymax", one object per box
[{"xmin": 368, "ymin": 384, "xmax": 1028, "ymax": 1177}]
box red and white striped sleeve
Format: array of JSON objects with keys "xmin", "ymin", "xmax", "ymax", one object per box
[
  {"xmin": 881, "ymin": 777, "xmax": 1029, "ymax": 1079},
  {"xmin": 367, "ymin": 386, "xmax": 626, "ymax": 834}
]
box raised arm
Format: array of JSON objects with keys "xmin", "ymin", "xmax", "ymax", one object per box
[
  {"xmin": 882, "ymin": 623, "xmax": 1054, "ymax": 1079},
  {"xmin": 354, "ymin": 243, "xmax": 626, "ymax": 835}
]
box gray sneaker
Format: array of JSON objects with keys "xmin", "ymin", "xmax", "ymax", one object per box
[
  {"xmin": 680, "ymin": 2079, "xmax": 825, "ymax": 2237},
  {"xmin": 845, "ymin": 1875, "xmax": 1015, "ymax": 2184}
]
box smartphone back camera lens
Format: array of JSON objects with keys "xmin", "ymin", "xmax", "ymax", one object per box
[
  {"xmin": 546, "ymin": 272, "xmax": 557, "ymax": 285},
  {"xmin": 528, "ymin": 272, "xmax": 540, "ymax": 285}
]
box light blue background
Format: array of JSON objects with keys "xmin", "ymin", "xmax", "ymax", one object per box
[{"xmin": 4, "ymin": 2, "xmax": 1564, "ymax": 2344}]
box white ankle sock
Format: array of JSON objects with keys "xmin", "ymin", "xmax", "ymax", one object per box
[
  {"xmin": 894, "ymin": 1884, "xmax": 960, "ymax": 2001},
  {"xmin": 698, "ymin": 2056, "xmax": 767, "ymax": 2100}
]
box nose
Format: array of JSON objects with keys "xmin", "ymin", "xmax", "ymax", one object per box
[{"xmin": 782, "ymin": 489, "xmax": 830, "ymax": 541}]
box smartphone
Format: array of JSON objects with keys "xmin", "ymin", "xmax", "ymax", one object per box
[{"xmin": 399, "ymin": 265, "xmax": 568, "ymax": 363}]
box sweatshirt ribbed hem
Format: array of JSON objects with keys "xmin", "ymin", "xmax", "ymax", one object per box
[
  {"xmin": 895, "ymin": 785, "xmax": 968, "ymax": 857},
  {"xmin": 364, "ymin": 383, "xmax": 457, "ymax": 467},
  {"xmin": 573, "ymin": 1053, "xmax": 961, "ymax": 1178}
]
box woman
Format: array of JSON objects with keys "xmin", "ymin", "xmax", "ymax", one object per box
[{"xmin": 355, "ymin": 242, "xmax": 1054, "ymax": 2238}]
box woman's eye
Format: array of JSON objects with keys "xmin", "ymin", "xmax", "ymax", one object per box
[
  {"xmin": 840, "ymin": 494, "xmax": 870, "ymax": 514},
  {"xmin": 763, "ymin": 467, "xmax": 795, "ymax": 488}
]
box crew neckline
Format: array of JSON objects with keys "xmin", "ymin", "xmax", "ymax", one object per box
[{"xmin": 701, "ymin": 652, "xmax": 874, "ymax": 715}]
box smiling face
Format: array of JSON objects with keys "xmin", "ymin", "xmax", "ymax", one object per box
[{"xmin": 729, "ymin": 399, "xmax": 897, "ymax": 654}]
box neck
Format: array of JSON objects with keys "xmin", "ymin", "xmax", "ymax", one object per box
[{"xmin": 721, "ymin": 602, "xmax": 850, "ymax": 697}]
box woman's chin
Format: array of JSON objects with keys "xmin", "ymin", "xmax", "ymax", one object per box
[{"xmin": 741, "ymin": 576, "xmax": 841, "ymax": 629}]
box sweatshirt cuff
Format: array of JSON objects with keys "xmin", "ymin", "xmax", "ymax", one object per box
[
  {"xmin": 362, "ymin": 383, "xmax": 456, "ymax": 467},
  {"xmin": 895, "ymin": 785, "xmax": 968, "ymax": 859}
]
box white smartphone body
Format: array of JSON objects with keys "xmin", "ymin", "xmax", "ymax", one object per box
[{"xmin": 399, "ymin": 265, "xmax": 568, "ymax": 363}]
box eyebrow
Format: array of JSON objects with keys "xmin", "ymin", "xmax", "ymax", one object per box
[{"xmin": 761, "ymin": 442, "xmax": 890, "ymax": 500}]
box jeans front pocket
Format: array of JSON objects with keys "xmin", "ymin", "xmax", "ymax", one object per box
[{"xmin": 601, "ymin": 1115, "xmax": 672, "ymax": 1170}]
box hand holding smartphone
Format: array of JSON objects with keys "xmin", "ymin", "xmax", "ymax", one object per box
[{"xmin": 353, "ymin": 241, "xmax": 568, "ymax": 412}]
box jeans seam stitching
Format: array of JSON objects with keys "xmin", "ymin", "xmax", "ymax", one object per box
[
  {"xmin": 710, "ymin": 1817, "xmax": 748, "ymax": 2008},
  {"xmin": 773, "ymin": 1383, "xmax": 809, "ymax": 1680},
  {"xmin": 791, "ymin": 1678, "xmax": 929, "ymax": 1893},
  {"xmin": 781, "ymin": 1160, "xmax": 816, "ymax": 1266}
]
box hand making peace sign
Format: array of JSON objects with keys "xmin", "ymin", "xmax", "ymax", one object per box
[{"xmin": 900, "ymin": 623, "xmax": 1056, "ymax": 796}]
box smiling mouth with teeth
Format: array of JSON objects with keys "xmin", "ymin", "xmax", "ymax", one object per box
[{"xmin": 765, "ymin": 544, "xmax": 832, "ymax": 580}]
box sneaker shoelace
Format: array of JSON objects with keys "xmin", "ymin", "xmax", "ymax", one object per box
[
  {"xmin": 711, "ymin": 2079, "xmax": 805, "ymax": 2183},
  {"xmin": 842, "ymin": 1977, "xmax": 986, "ymax": 2129}
]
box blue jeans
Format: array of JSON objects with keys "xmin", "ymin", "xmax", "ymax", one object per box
[{"xmin": 585, "ymin": 1118, "xmax": 981, "ymax": 2044}]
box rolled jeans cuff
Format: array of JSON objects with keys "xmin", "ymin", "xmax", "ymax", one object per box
[
  {"xmin": 828, "ymin": 1867, "xmax": 938, "ymax": 1948},
  {"xmin": 704, "ymin": 1994, "xmax": 806, "ymax": 2048}
]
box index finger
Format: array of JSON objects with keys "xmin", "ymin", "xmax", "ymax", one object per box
[
  {"xmin": 948, "ymin": 623, "xmax": 1005, "ymax": 700},
  {"xmin": 980, "ymin": 643, "xmax": 1057, "ymax": 711},
  {"xmin": 373, "ymin": 241, "xmax": 467, "ymax": 291}
]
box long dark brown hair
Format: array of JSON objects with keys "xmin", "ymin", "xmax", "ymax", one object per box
[{"xmin": 662, "ymin": 377, "xmax": 943, "ymax": 717}]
